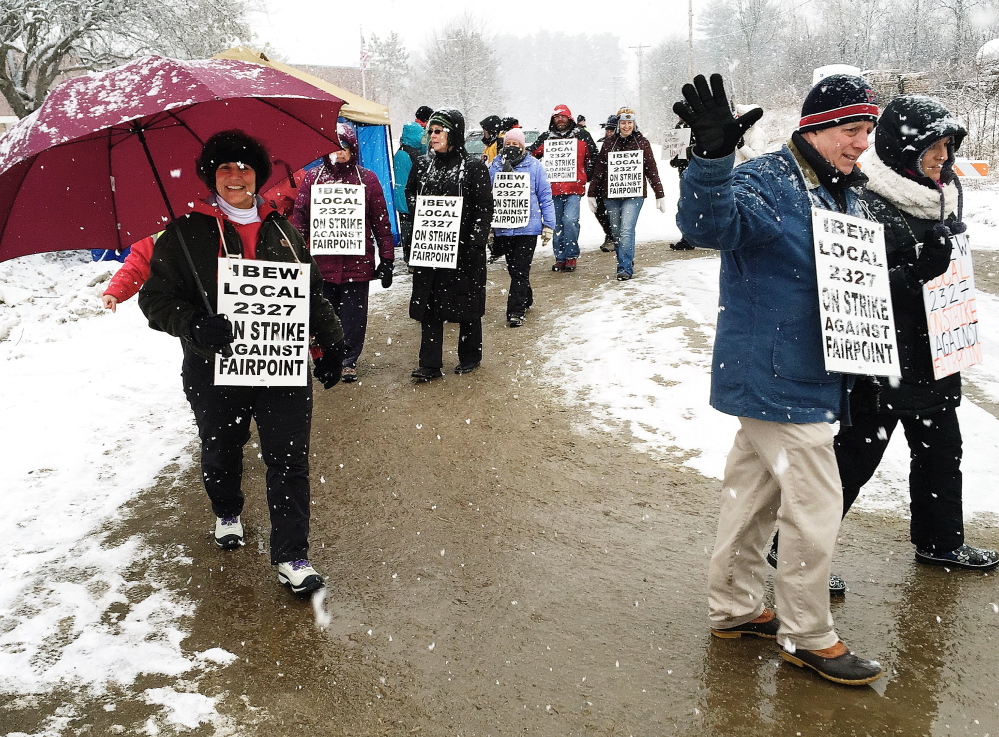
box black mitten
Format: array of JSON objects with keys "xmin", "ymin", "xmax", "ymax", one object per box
[
  {"xmin": 313, "ymin": 341, "xmax": 345, "ymax": 389},
  {"xmin": 672, "ymin": 74, "xmax": 764, "ymax": 159},
  {"xmin": 912, "ymin": 225, "xmax": 953, "ymax": 283},
  {"xmin": 190, "ymin": 314, "xmax": 234, "ymax": 354},
  {"xmin": 376, "ymin": 260, "xmax": 394, "ymax": 289}
]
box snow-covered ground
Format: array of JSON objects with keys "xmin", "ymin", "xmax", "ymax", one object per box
[{"xmin": 3, "ymin": 162, "xmax": 999, "ymax": 732}]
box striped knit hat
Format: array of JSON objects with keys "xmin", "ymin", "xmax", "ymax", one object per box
[{"xmin": 798, "ymin": 75, "xmax": 878, "ymax": 134}]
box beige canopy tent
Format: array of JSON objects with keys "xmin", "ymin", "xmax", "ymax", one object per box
[
  {"xmin": 212, "ymin": 47, "xmax": 401, "ymax": 241},
  {"xmin": 213, "ymin": 46, "xmax": 390, "ymax": 125}
]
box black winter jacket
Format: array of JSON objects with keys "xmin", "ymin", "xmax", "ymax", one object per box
[
  {"xmin": 405, "ymin": 149, "xmax": 494, "ymax": 323},
  {"xmin": 857, "ymin": 157, "xmax": 962, "ymax": 416},
  {"xmin": 139, "ymin": 203, "xmax": 343, "ymax": 360}
]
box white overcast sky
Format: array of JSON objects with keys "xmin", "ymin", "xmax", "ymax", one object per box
[{"xmin": 250, "ymin": 0, "xmax": 697, "ymax": 68}]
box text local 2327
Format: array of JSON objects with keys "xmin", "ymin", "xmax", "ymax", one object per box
[
  {"xmin": 215, "ymin": 260, "xmax": 311, "ymax": 386},
  {"xmin": 410, "ymin": 196, "xmax": 463, "ymax": 269},
  {"xmin": 813, "ymin": 209, "xmax": 901, "ymax": 377}
]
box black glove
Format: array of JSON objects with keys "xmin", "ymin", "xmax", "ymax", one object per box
[
  {"xmin": 190, "ymin": 314, "xmax": 234, "ymax": 354},
  {"xmin": 312, "ymin": 341, "xmax": 345, "ymax": 389},
  {"xmin": 376, "ymin": 260, "xmax": 394, "ymax": 289},
  {"xmin": 672, "ymin": 74, "xmax": 764, "ymax": 159},
  {"xmin": 912, "ymin": 226, "xmax": 953, "ymax": 283}
]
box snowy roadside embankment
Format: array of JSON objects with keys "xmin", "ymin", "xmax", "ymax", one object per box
[
  {"xmin": 542, "ymin": 179, "xmax": 999, "ymax": 522},
  {"xmin": 0, "ymin": 252, "xmax": 227, "ymax": 733}
]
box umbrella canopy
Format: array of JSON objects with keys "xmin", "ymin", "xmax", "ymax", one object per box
[
  {"xmin": 213, "ymin": 46, "xmax": 390, "ymax": 126},
  {"xmin": 0, "ymin": 55, "xmax": 344, "ymax": 262}
]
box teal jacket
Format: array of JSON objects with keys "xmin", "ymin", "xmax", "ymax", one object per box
[{"xmin": 393, "ymin": 122, "xmax": 426, "ymax": 213}]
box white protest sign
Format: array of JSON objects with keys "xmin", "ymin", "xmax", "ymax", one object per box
[
  {"xmin": 492, "ymin": 172, "xmax": 531, "ymax": 228},
  {"xmin": 410, "ymin": 195, "xmax": 463, "ymax": 269},
  {"xmin": 607, "ymin": 150, "xmax": 644, "ymax": 198},
  {"xmin": 309, "ymin": 183, "xmax": 366, "ymax": 255},
  {"xmin": 543, "ymin": 138, "xmax": 577, "ymax": 183},
  {"xmin": 660, "ymin": 129, "xmax": 692, "ymax": 161},
  {"xmin": 813, "ymin": 209, "xmax": 900, "ymax": 377},
  {"xmin": 922, "ymin": 232, "xmax": 982, "ymax": 379},
  {"xmin": 215, "ymin": 259, "xmax": 310, "ymax": 387}
]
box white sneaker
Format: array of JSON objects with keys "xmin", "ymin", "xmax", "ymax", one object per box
[
  {"xmin": 276, "ymin": 559, "xmax": 324, "ymax": 594},
  {"xmin": 214, "ymin": 516, "xmax": 244, "ymax": 550}
]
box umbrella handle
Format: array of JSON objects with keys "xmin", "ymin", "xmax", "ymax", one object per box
[{"xmin": 174, "ymin": 224, "xmax": 232, "ymax": 357}]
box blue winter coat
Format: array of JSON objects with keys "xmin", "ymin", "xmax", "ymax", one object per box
[
  {"xmin": 488, "ymin": 154, "xmax": 556, "ymax": 237},
  {"xmin": 393, "ymin": 122, "xmax": 426, "ymax": 214},
  {"xmin": 677, "ymin": 143, "xmax": 860, "ymax": 424}
]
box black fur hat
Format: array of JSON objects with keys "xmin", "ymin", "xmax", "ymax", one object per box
[{"xmin": 196, "ymin": 130, "xmax": 272, "ymax": 191}]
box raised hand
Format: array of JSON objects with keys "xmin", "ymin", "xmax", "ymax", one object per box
[{"xmin": 672, "ymin": 74, "xmax": 764, "ymax": 159}]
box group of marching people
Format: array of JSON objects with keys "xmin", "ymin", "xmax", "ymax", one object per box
[
  {"xmin": 475, "ymin": 104, "xmax": 667, "ymax": 281},
  {"xmin": 105, "ymin": 72, "xmax": 997, "ymax": 691}
]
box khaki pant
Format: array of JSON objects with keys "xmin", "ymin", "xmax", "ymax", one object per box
[{"xmin": 708, "ymin": 417, "xmax": 841, "ymax": 651}]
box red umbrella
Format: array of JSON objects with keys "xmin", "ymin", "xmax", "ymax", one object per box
[{"xmin": 0, "ymin": 55, "xmax": 344, "ymax": 263}]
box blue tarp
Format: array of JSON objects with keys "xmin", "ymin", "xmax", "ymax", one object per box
[
  {"xmin": 355, "ymin": 123, "xmax": 399, "ymax": 243},
  {"xmin": 302, "ymin": 119, "xmax": 400, "ymax": 245}
]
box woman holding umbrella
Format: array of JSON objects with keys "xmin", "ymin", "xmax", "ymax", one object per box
[{"xmin": 139, "ymin": 130, "xmax": 345, "ymax": 595}]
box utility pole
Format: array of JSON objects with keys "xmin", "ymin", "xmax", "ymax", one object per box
[
  {"xmin": 359, "ymin": 27, "xmax": 369, "ymax": 99},
  {"xmin": 629, "ymin": 43, "xmax": 649, "ymax": 117},
  {"xmin": 687, "ymin": 0, "xmax": 694, "ymax": 80}
]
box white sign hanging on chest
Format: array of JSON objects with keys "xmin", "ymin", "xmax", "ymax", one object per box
[{"xmin": 309, "ymin": 183, "xmax": 366, "ymax": 255}]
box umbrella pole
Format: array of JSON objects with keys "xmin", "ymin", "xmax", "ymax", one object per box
[
  {"xmin": 136, "ymin": 127, "xmax": 233, "ymax": 358},
  {"xmin": 134, "ymin": 127, "xmax": 217, "ymax": 319}
]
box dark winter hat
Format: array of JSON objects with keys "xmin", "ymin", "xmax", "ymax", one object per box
[
  {"xmin": 875, "ymin": 95, "xmax": 966, "ymax": 181},
  {"xmin": 576, "ymin": 114, "xmax": 586, "ymax": 124},
  {"xmin": 798, "ymin": 74, "xmax": 878, "ymax": 134},
  {"xmin": 426, "ymin": 108, "xmax": 467, "ymax": 152},
  {"xmin": 500, "ymin": 116, "xmax": 519, "ymax": 131},
  {"xmin": 604, "ymin": 114, "xmax": 619, "ymax": 131},
  {"xmin": 415, "ymin": 105, "xmax": 433, "ymax": 123},
  {"xmin": 197, "ymin": 129, "xmax": 272, "ymax": 191},
  {"xmin": 480, "ymin": 115, "xmax": 502, "ymax": 134},
  {"xmin": 330, "ymin": 121, "xmax": 358, "ymax": 165}
]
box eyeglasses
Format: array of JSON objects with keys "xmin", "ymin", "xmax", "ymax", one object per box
[{"xmin": 428, "ymin": 128, "xmax": 447, "ymax": 136}]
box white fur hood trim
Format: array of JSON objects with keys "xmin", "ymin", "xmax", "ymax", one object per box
[{"xmin": 859, "ymin": 149, "xmax": 957, "ymax": 220}]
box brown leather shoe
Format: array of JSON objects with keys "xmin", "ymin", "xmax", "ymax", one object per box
[
  {"xmin": 711, "ymin": 609, "xmax": 780, "ymax": 639},
  {"xmin": 779, "ymin": 641, "xmax": 883, "ymax": 685}
]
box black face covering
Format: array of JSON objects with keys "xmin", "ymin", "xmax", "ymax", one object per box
[{"xmin": 501, "ymin": 145, "xmax": 527, "ymax": 172}]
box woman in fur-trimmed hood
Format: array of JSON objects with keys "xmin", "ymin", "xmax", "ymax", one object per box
[{"xmin": 835, "ymin": 95, "xmax": 999, "ymax": 570}]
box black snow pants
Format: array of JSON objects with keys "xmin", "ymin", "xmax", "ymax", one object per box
[
  {"xmin": 496, "ymin": 234, "xmax": 537, "ymax": 318},
  {"xmin": 594, "ymin": 197, "xmax": 614, "ymax": 242},
  {"xmin": 418, "ymin": 319, "xmax": 483, "ymax": 369},
  {"xmin": 835, "ymin": 405, "xmax": 964, "ymax": 552},
  {"xmin": 182, "ymin": 349, "xmax": 313, "ymax": 564}
]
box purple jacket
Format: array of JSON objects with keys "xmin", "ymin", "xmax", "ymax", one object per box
[
  {"xmin": 488, "ymin": 154, "xmax": 556, "ymax": 237},
  {"xmin": 291, "ymin": 126, "xmax": 394, "ymax": 284}
]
